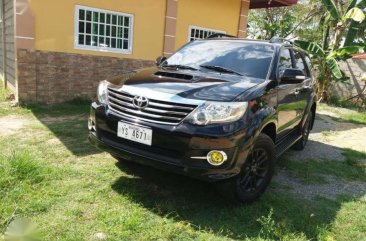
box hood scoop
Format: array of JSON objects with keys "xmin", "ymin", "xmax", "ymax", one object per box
[{"xmin": 154, "ymin": 71, "xmax": 194, "ymax": 81}]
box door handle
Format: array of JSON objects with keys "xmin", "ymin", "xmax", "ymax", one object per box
[{"xmin": 294, "ymin": 88, "xmax": 300, "ymax": 95}]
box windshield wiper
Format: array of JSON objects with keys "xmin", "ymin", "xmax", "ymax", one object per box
[
  {"xmin": 162, "ymin": 64, "xmax": 198, "ymax": 71},
  {"xmin": 200, "ymin": 65, "xmax": 243, "ymax": 76}
]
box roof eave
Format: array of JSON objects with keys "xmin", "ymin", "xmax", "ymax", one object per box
[{"xmin": 250, "ymin": 0, "xmax": 298, "ymax": 9}]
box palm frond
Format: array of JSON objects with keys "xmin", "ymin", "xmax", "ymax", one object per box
[{"xmin": 321, "ymin": 0, "xmax": 340, "ymax": 20}]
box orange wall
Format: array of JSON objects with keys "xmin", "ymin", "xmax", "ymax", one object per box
[
  {"xmin": 29, "ymin": 0, "xmax": 167, "ymax": 60},
  {"xmin": 28, "ymin": 0, "xmax": 245, "ymax": 60},
  {"xmin": 175, "ymin": 0, "xmax": 242, "ymax": 49}
]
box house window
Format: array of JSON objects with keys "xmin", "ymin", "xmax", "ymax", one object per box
[
  {"xmin": 188, "ymin": 26, "xmax": 226, "ymax": 41},
  {"xmin": 74, "ymin": 5, "xmax": 133, "ymax": 54}
]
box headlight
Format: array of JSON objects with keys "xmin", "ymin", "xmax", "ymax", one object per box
[
  {"xmin": 185, "ymin": 101, "xmax": 247, "ymax": 125},
  {"xmin": 97, "ymin": 80, "xmax": 109, "ymax": 104}
]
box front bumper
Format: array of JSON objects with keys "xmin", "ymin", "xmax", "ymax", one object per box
[{"xmin": 89, "ymin": 102, "xmax": 251, "ymax": 182}]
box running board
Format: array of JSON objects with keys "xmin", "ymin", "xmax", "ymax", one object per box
[{"xmin": 275, "ymin": 131, "xmax": 302, "ymax": 158}]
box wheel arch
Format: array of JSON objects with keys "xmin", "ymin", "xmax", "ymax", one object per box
[
  {"xmin": 310, "ymin": 102, "xmax": 316, "ymax": 130},
  {"xmin": 260, "ymin": 122, "xmax": 277, "ymax": 144}
]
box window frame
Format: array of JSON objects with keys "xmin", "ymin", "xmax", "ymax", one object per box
[
  {"xmin": 188, "ymin": 25, "xmax": 226, "ymax": 42},
  {"xmin": 74, "ymin": 5, "xmax": 134, "ymax": 54}
]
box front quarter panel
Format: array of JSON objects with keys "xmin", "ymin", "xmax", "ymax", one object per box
[{"xmin": 232, "ymin": 81, "xmax": 278, "ymax": 168}]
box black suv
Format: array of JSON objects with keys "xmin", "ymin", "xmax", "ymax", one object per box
[{"xmin": 88, "ymin": 36, "xmax": 316, "ymax": 203}]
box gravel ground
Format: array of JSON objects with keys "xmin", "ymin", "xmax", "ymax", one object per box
[
  {"xmin": 0, "ymin": 115, "xmax": 27, "ymax": 137},
  {"xmin": 275, "ymin": 108, "xmax": 366, "ymax": 200},
  {"xmin": 287, "ymin": 112, "xmax": 366, "ymax": 161},
  {"xmin": 274, "ymin": 170, "xmax": 366, "ymax": 201}
]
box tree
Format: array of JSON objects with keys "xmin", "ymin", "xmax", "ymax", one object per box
[
  {"xmin": 248, "ymin": 7, "xmax": 296, "ymax": 39},
  {"xmin": 247, "ymin": 0, "xmax": 325, "ymax": 43},
  {"xmin": 248, "ymin": 0, "xmax": 366, "ymax": 102},
  {"xmin": 295, "ymin": 0, "xmax": 366, "ymax": 101}
]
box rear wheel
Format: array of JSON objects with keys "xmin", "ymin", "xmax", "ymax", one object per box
[
  {"xmin": 217, "ymin": 133, "xmax": 275, "ymax": 203},
  {"xmin": 292, "ymin": 111, "xmax": 313, "ymax": 151}
]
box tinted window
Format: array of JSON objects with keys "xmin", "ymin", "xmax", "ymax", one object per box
[
  {"xmin": 278, "ymin": 48, "xmax": 292, "ymax": 73},
  {"xmin": 165, "ymin": 40, "xmax": 275, "ymax": 79},
  {"xmin": 293, "ymin": 50, "xmax": 307, "ymax": 75}
]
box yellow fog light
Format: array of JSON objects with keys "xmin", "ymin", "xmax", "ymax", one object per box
[{"xmin": 207, "ymin": 151, "xmax": 227, "ymax": 166}]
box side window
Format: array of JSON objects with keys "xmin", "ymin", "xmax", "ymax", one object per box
[
  {"xmin": 278, "ymin": 48, "xmax": 293, "ymax": 74},
  {"xmin": 293, "ymin": 50, "xmax": 308, "ymax": 76}
]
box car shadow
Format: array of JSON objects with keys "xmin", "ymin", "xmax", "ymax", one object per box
[
  {"xmin": 111, "ymin": 144, "xmax": 364, "ymax": 240},
  {"xmin": 27, "ymin": 101, "xmax": 102, "ymax": 157}
]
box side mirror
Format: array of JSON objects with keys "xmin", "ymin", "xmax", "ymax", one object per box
[
  {"xmin": 155, "ymin": 56, "xmax": 167, "ymax": 66},
  {"xmin": 280, "ymin": 68, "xmax": 306, "ymax": 84}
]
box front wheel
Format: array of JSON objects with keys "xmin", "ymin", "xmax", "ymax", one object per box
[{"xmin": 216, "ymin": 133, "xmax": 275, "ymax": 203}]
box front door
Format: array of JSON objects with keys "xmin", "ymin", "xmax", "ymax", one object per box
[
  {"xmin": 292, "ymin": 49, "xmax": 313, "ymax": 120},
  {"xmin": 276, "ymin": 48, "xmax": 308, "ymax": 139}
]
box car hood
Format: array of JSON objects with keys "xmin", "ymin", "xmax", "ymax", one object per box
[{"xmin": 107, "ymin": 67, "xmax": 264, "ymax": 101}]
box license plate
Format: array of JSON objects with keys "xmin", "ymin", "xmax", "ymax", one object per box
[{"xmin": 117, "ymin": 121, "xmax": 153, "ymax": 146}]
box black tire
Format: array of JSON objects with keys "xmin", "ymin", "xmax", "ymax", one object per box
[
  {"xmin": 292, "ymin": 111, "xmax": 313, "ymax": 151},
  {"xmin": 216, "ymin": 133, "xmax": 276, "ymax": 203},
  {"xmin": 111, "ymin": 154, "xmax": 121, "ymax": 160}
]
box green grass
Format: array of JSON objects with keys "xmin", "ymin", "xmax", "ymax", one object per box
[
  {"xmin": 0, "ymin": 101, "xmax": 366, "ymax": 241},
  {"xmin": 337, "ymin": 113, "xmax": 366, "ymax": 125},
  {"xmin": 279, "ymin": 151, "xmax": 366, "ymax": 184},
  {"xmin": 0, "ymin": 83, "xmax": 31, "ymax": 117},
  {"xmin": 342, "ymin": 148, "xmax": 366, "ymax": 166},
  {"xmin": 318, "ymin": 104, "xmax": 366, "ymax": 125},
  {"xmin": 328, "ymin": 95, "xmax": 365, "ymax": 111},
  {"xmin": 0, "ymin": 151, "xmax": 64, "ymax": 223},
  {"xmin": 0, "ymin": 82, "xmax": 11, "ymax": 102}
]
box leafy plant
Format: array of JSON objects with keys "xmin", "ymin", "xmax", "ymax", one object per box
[
  {"xmin": 257, "ymin": 208, "xmax": 278, "ymax": 240},
  {"xmin": 295, "ymin": 0, "xmax": 366, "ymax": 102},
  {"xmin": 248, "ymin": 1, "xmax": 324, "ymax": 42}
]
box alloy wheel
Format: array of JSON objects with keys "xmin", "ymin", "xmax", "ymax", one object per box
[{"xmin": 238, "ymin": 148, "xmax": 270, "ymax": 193}]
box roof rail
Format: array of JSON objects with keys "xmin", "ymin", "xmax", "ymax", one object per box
[
  {"xmin": 269, "ymin": 37, "xmax": 294, "ymax": 45},
  {"xmin": 206, "ymin": 33, "xmax": 236, "ymax": 39}
]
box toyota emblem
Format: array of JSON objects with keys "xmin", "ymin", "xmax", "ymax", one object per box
[{"xmin": 132, "ymin": 95, "xmax": 149, "ymax": 110}]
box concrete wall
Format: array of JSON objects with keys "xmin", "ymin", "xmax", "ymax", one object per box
[
  {"xmin": 331, "ymin": 59, "xmax": 366, "ymax": 101},
  {"xmin": 0, "ymin": 2, "xmax": 3, "ymax": 82},
  {"xmin": 0, "ymin": 0, "xmax": 16, "ymax": 90}
]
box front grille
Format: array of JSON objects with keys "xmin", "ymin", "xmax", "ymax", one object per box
[{"xmin": 107, "ymin": 88, "xmax": 197, "ymax": 125}]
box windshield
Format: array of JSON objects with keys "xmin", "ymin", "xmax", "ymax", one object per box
[{"xmin": 164, "ymin": 40, "xmax": 275, "ymax": 79}]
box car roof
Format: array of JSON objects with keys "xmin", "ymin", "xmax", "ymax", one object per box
[
  {"xmin": 195, "ymin": 38, "xmax": 282, "ymax": 50},
  {"xmin": 197, "ymin": 37, "xmax": 304, "ymax": 52}
]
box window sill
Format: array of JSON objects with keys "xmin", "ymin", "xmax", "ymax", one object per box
[{"xmin": 74, "ymin": 45, "xmax": 132, "ymax": 55}]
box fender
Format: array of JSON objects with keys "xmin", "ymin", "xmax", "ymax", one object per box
[{"xmin": 299, "ymin": 90, "xmax": 317, "ymax": 130}]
